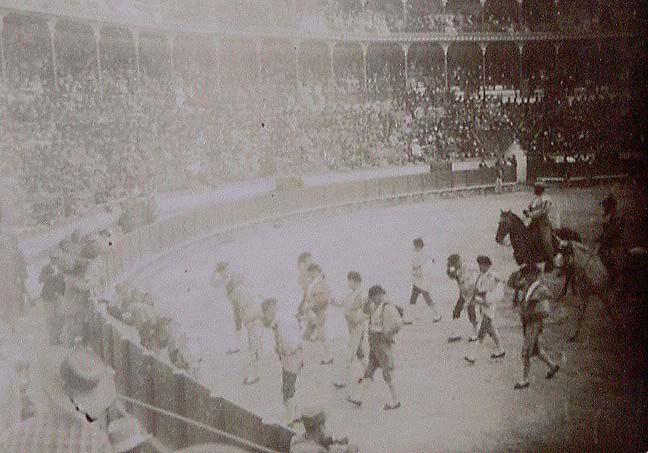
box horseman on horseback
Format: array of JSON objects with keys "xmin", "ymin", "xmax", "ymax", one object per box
[
  {"xmin": 597, "ymin": 194, "xmax": 624, "ymax": 286},
  {"xmin": 523, "ymin": 181, "xmax": 561, "ymax": 272}
]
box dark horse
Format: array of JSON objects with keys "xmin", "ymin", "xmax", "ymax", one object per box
[{"xmin": 495, "ymin": 210, "xmax": 581, "ymax": 301}]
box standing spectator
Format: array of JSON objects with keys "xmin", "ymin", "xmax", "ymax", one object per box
[
  {"xmin": 405, "ymin": 238, "xmax": 441, "ymax": 325},
  {"xmin": 347, "ymin": 285, "xmax": 402, "ymax": 411},
  {"xmin": 261, "ymin": 298, "xmax": 304, "ymax": 427}
]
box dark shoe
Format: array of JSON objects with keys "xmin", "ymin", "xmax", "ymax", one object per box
[
  {"xmin": 448, "ymin": 336, "xmax": 462, "ymax": 343},
  {"xmin": 514, "ymin": 381, "xmax": 530, "ymax": 389},
  {"xmin": 384, "ymin": 402, "xmax": 401, "ymax": 411},
  {"xmin": 403, "ymin": 321, "xmax": 413, "ymax": 325},
  {"xmin": 432, "ymin": 316, "xmax": 442, "ymax": 323},
  {"xmin": 333, "ymin": 383, "xmax": 346, "ymax": 389},
  {"xmin": 346, "ymin": 396, "xmax": 362, "ymax": 407},
  {"xmin": 463, "ymin": 356, "xmax": 476, "ymax": 365},
  {"xmin": 467, "ymin": 336, "xmax": 478, "ymax": 343},
  {"xmin": 490, "ymin": 351, "xmax": 506, "ymax": 359},
  {"xmin": 320, "ymin": 359, "xmax": 333, "ymax": 366},
  {"xmin": 546, "ymin": 365, "xmax": 560, "ymax": 379},
  {"xmin": 226, "ymin": 348, "xmax": 240, "ymax": 355}
]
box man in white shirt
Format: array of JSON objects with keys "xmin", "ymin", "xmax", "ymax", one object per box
[
  {"xmin": 405, "ymin": 238, "xmax": 441, "ymax": 325},
  {"xmin": 347, "ymin": 286, "xmax": 402, "ymax": 411},
  {"xmin": 463, "ymin": 256, "xmax": 505, "ymax": 364},
  {"xmin": 332, "ymin": 271, "xmax": 368, "ymax": 392},
  {"xmin": 212, "ymin": 261, "xmax": 263, "ymax": 385},
  {"xmin": 262, "ymin": 298, "xmax": 303, "ymax": 427}
]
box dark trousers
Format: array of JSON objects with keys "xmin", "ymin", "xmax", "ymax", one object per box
[
  {"xmin": 452, "ymin": 295, "xmax": 478, "ymax": 327},
  {"xmin": 410, "ymin": 285, "xmax": 433, "ymax": 306}
]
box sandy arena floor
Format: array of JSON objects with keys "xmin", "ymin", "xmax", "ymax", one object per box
[{"xmin": 129, "ymin": 185, "xmax": 647, "ymax": 452}]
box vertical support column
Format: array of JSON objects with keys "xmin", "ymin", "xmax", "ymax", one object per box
[
  {"xmin": 92, "ymin": 23, "xmax": 103, "ymax": 96},
  {"xmin": 480, "ymin": 0, "xmax": 486, "ymax": 31},
  {"xmin": 517, "ymin": 42, "xmax": 524, "ymax": 94},
  {"xmin": 401, "ymin": 0, "xmax": 408, "ymax": 31},
  {"xmin": 255, "ymin": 39, "xmax": 262, "ymax": 82},
  {"xmin": 554, "ymin": 0, "xmax": 559, "ymax": 28},
  {"xmin": 401, "ymin": 42, "xmax": 410, "ymax": 92},
  {"xmin": 292, "ymin": 40, "xmax": 300, "ymax": 86},
  {"xmin": 47, "ymin": 18, "xmax": 58, "ymax": 87},
  {"xmin": 167, "ymin": 33, "xmax": 176, "ymax": 81},
  {"xmin": 442, "ymin": 43, "xmax": 449, "ymax": 93},
  {"xmin": 361, "ymin": 42, "xmax": 368, "ymax": 93},
  {"xmin": 517, "ymin": 0, "xmax": 524, "ymax": 30},
  {"xmin": 328, "ymin": 41, "xmax": 335, "ymax": 87},
  {"xmin": 553, "ymin": 41, "xmax": 560, "ymax": 89},
  {"xmin": 479, "ymin": 42, "xmax": 487, "ymax": 99},
  {"xmin": 212, "ymin": 35, "xmax": 221, "ymax": 94},
  {"xmin": 132, "ymin": 28, "xmax": 140, "ymax": 76},
  {"xmin": 0, "ymin": 13, "xmax": 6, "ymax": 82}
]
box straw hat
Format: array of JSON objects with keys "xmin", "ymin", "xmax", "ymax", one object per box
[
  {"xmin": 34, "ymin": 346, "xmax": 117, "ymax": 421},
  {"xmin": 108, "ymin": 415, "xmax": 151, "ymax": 452}
]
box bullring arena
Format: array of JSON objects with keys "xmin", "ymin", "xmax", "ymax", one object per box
[
  {"xmin": 125, "ymin": 181, "xmax": 647, "ymax": 452},
  {"xmin": 1, "ymin": 1, "xmax": 647, "ymax": 452}
]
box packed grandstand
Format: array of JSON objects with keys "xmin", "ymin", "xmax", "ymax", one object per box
[{"xmin": 0, "ymin": 0, "xmax": 646, "ymax": 227}]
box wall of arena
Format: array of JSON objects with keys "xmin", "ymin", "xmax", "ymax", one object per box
[{"xmin": 65, "ymin": 166, "xmax": 517, "ymax": 452}]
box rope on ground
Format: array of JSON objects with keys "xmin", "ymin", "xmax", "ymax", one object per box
[{"xmin": 118, "ymin": 394, "xmax": 283, "ymax": 453}]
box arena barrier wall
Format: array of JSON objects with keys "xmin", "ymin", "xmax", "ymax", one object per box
[{"xmin": 75, "ymin": 167, "xmax": 516, "ymax": 452}]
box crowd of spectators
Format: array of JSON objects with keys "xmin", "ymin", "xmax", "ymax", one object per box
[{"xmin": 1, "ymin": 15, "xmax": 643, "ymax": 227}]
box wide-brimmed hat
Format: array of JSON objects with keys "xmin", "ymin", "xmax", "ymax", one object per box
[
  {"xmin": 108, "ymin": 415, "xmax": 151, "ymax": 452},
  {"xmin": 477, "ymin": 256, "xmax": 492, "ymax": 267},
  {"xmin": 34, "ymin": 346, "xmax": 117, "ymax": 421}
]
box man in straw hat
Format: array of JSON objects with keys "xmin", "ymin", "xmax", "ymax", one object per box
[
  {"xmin": 262, "ymin": 297, "xmax": 304, "ymax": 427},
  {"xmin": 463, "ymin": 256, "xmax": 506, "ymax": 364},
  {"xmin": 290, "ymin": 405, "xmax": 358, "ymax": 453},
  {"xmin": 0, "ymin": 346, "xmax": 117, "ymax": 452},
  {"xmin": 347, "ymin": 285, "xmax": 402, "ymax": 411},
  {"xmin": 510, "ymin": 264, "xmax": 560, "ymax": 389}
]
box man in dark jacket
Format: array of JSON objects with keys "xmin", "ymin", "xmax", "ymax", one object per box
[{"xmin": 597, "ymin": 194, "xmax": 624, "ymax": 286}]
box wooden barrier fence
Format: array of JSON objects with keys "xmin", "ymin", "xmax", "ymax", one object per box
[{"xmin": 79, "ymin": 167, "xmax": 516, "ymax": 452}]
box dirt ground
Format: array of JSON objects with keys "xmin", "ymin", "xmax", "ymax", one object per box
[{"xmin": 130, "ymin": 182, "xmax": 648, "ymax": 452}]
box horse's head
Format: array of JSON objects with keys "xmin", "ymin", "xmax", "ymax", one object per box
[{"xmin": 495, "ymin": 210, "xmax": 512, "ymax": 244}]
